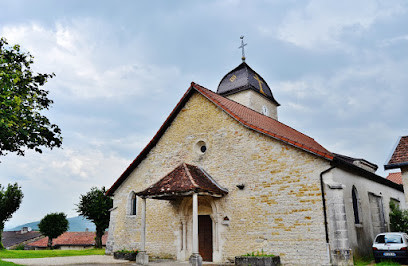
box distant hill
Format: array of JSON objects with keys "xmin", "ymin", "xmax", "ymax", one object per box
[{"xmin": 8, "ymin": 216, "xmax": 96, "ymax": 232}]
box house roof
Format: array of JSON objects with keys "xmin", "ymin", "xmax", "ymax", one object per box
[
  {"xmin": 386, "ymin": 172, "xmax": 402, "ymax": 185},
  {"xmin": 2, "ymin": 231, "xmax": 42, "ymax": 248},
  {"xmin": 196, "ymin": 83, "xmax": 333, "ymax": 159},
  {"xmin": 385, "ymin": 136, "xmax": 408, "ymax": 170},
  {"xmin": 107, "ymin": 82, "xmax": 333, "ymax": 196},
  {"xmin": 136, "ymin": 163, "xmax": 228, "ymax": 199},
  {"xmin": 217, "ymin": 62, "xmax": 280, "ymax": 106},
  {"xmin": 332, "ymin": 154, "xmax": 403, "ymax": 191},
  {"xmin": 333, "ymin": 153, "xmax": 378, "ymax": 172},
  {"xmin": 27, "ymin": 232, "xmax": 108, "ymax": 248}
]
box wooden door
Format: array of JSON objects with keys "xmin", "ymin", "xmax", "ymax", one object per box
[
  {"xmin": 198, "ymin": 215, "xmax": 213, "ymax": 261},
  {"xmin": 369, "ymin": 193, "xmax": 386, "ymax": 235}
]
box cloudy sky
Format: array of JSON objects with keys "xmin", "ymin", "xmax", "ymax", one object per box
[{"xmin": 1, "ymin": 0, "xmax": 408, "ymax": 229}]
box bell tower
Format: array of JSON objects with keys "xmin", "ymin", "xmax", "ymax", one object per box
[
  {"xmin": 217, "ymin": 61, "xmax": 280, "ymax": 120},
  {"xmin": 217, "ymin": 36, "xmax": 280, "ymax": 119}
]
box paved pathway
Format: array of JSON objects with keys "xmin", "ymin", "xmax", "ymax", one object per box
[
  {"xmin": 3, "ymin": 256, "xmax": 228, "ymax": 265},
  {"xmin": 3, "ymin": 255, "xmax": 130, "ymax": 265}
]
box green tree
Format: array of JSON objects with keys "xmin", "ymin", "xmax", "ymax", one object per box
[
  {"xmin": 389, "ymin": 201, "xmax": 408, "ymax": 232},
  {"xmin": 77, "ymin": 187, "xmax": 113, "ymax": 248},
  {"xmin": 38, "ymin": 212, "xmax": 69, "ymax": 249},
  {"xmin": 0, "ymin": 183, "xmax": 23, "ymax": 249},
  {"xmin": 0, "ymin": 37, "xmax": 62, "ymax": 157}
]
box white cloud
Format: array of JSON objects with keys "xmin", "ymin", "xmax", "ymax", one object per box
[
  {"xmin": 1, "ymin": 20, "xmax": 182, "ymax": 99},
  {"xmin": 379, "ymin": 34, "xmax": 408, "ymax": 47},
  {"xmin": 1, "ymin": 146, "xmax": 131, "ymax": 228},
  {"xmin": 276, "ymin": 0, "xmax": 406, "ymax": 50}
]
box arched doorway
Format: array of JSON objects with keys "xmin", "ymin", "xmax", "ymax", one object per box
[
  {"xmin": 178, "ymin": 196, "xmax": 220, "ymax": 262},
  {"xmin": 133, "ymin": 162, "xmax": 228, "ymax": 264}
]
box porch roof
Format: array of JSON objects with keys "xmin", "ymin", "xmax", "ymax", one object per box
[{"xmin": 135, "ymin": 163, "xmax": 228, "ymax": 199}]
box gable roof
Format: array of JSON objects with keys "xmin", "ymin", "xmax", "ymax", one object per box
[
  {"xmin": 107, "ymin": 82, "xmax": 333, "ymax": 196},
  {"xmin": 27, "ymin": 232, "xmax": 108, "ymax": 248},
  {"xmin": 333, "ymin": 153, "xmax": 378, "ymax": 172},
  {"xmin": 2, "ymin": 231, "xmax": 42, "ymax": 248},
  {"xmin": 385, "ymin": 136, "xmax": 408, "ymax": 170},
  {"xmin": 387, "ymin": 172, "xmax": 402, "ymax": 185},
  {"xmin": 332, "ymin": 153, "xmax": 403, "ymax": 191},
  {"xmin": 136, "ymin": 163, "xmax": 228, "ymax": 199}
]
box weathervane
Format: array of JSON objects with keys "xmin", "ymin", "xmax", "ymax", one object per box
[{"xmin": 239, "ymin": 36, "xmax": 247, "ymax": 62}]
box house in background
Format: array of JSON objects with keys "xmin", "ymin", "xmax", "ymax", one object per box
[
  {"xmin": 106, "ymin": 61, "xmax": 405, "ymax": 265},
  {"xmin": 385, "ymin": 136, "xmax": 408, "ymax": 203},
  {"xmin": 2, "ymin": 227, "xmax": 43, "ymax": 249},
  {"xmin": 386, "ymin": 172, "xmax": 402, "ymax": 185},
  {"xmin": 26, "ymin": 232, "xmax": 108, "ymax": 250}
]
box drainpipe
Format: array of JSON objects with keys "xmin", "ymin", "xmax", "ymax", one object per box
[{"xmin": 320, "ymin": 166, "xmax": 335, "ymax": 244}]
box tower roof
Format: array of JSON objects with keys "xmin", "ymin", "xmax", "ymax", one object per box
[{"xmin": 217, "ymin": 62, "xmax": 280, "ymax": 106}]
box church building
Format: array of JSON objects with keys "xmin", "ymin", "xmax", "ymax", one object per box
[{"xmin": 105, "ymin": 58, "xmax": 405, "ymax": 265}]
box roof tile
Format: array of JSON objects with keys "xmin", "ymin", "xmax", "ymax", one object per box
[
  {"xmin": 136, "ymin": 163, "xmax": 228, "ymax": 199},
  {"xmin": 27, "ymin": 232, "xmax": 107, "ymax": 248},
  {"xmin": 2, "ymin": 231, "xmax": 42, "ymax": 248},
  {"xmin": 386, "ymin": 136, "xmax": 408, "ymax": 169},
  {"xmin": 193, "ymin": 83, "xmax": 333, "ymax": 160},
  {"xmin": 387, "ymin": 172, "xmax": 402, "ymax": 185}
]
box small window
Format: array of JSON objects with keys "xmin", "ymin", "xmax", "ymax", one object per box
[
  {"xmin": 262, "ymin": 106, "xmax": 269, "ymax": 116},
  {"xmin": 195, "ymin": 140, "xmax": 207, "ymax": 155},
  {"xmin": 129, "ymin": 192, "xmax": 137, "ymax": 216},
  {"xmin": 352, "ymin": 186, "xmax": 361, "ymax": 224},
  {"xmin": 390, "ymin": 198, "xmax": 400, "ymax": 209}
]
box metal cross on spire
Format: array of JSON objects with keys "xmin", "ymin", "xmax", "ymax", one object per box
[{"xmin": 239, "ymin": 36, "xmax": 247, "ymax": 62}]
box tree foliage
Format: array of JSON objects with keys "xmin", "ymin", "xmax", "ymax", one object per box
[
  {"xmin": 38, "ymin": 212, "xmax": 69, "ymax": 249},
  {"xmin": 389, "ymin": 201, "xmax": 408, "ymax": 232},
  {"xmin": 0, "ymin": 183, "xmax": 23, "ymax": 249},
  {"xmin": 0, "ymin": 37, "xmax": 62, "ymax": 157},
  {"xmin": 77, "ymin": 187, "xmax": 113, "ymax": 248}
]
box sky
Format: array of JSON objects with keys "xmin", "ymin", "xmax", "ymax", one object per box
[{"xmin": 1, "ymin": 0, "xmax": 408, "ymax": 229}]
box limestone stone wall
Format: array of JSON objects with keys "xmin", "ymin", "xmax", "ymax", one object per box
[
  {"xmin": 226, "ymin": 90, "xmax": 278, "ymax": 120},
  {"xmin": 109, "ymin": 91, "xmax": 331, "ymax": 264}
]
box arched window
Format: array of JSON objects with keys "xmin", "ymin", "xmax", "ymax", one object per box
[
  {"xmin": 129, "ymin": 192, "xmax": 137, "ymax": 216},
  {"xmin": 352, "ymin": 186, "xmax": 360, "ymax": 224}
]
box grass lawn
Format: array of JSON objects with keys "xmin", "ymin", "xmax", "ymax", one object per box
[
  {"xmin": 354, "ymin": 256, "xmax": 403, "ymax": 266},
  {"xmin": 0, "ymin": 249, "xmax": 105, "ymax": 259},
  {"xmin": 0, "ymin": 260, "xmax": 22, "ymax": 266}
]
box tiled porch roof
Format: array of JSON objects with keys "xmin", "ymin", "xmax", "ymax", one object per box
[{"xmin": 136, "ymin": 163, "xmax": 228, "ymax": 199}]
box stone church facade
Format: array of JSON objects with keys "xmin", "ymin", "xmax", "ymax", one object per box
[{"xmin": 106, "ymin": 62, "xmax": 405, "ymax": 265}]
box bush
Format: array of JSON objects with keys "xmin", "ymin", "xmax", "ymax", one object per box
[
  {"xmin": 242, "ymin": 249, "xmax": 275, "ymax": 257},
  {"xmin": 389, "ymin": 201, "xmax": 408, "ymax": 232},
  {"xmin": 116, "ymin": 249, "xmax": 138, "ymax": 254},
  {"xmin": 13, "ymin": 244, "xmax": 25, "ymax": 250}
]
